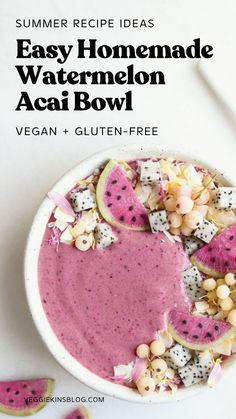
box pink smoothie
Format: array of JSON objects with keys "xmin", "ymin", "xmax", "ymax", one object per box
[{"xmin": 39, "ymin": 227, "xmax": 191, "ymax": 379}]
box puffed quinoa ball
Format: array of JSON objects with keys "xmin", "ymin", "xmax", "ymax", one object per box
[
  {"xmin": 225, "ymin": 273, "xmax": 236, "ymax": 286},
  {"xmin": 150, "ymin": 340, "xmax": 166, "ymax": 356},
  {"xmin": 216, "ymin": 278, "xmax": 225, "ymax": 287},
  {"xmin": 219, "ymin": 297, "xmax": 233, "ymax": 311},
  {"xmin": 180, "ymin": 223, "xmax": 193, "ymax": 236},
  {"xmin": 75, "ymin": 235, "xmax": 92, "ymax": 251},
  {"xmin": 176, "ymin": 196, "xmax": 194, "ymax": 215},
  {"xmin": 165, "ymin": 368, "xmax": 175, "ymax": 380},
  {"xmin": 136, "ymin": 344, "xmax": 150, "ymax": 359},
  {"xmin": 174, "ymin": 184, "xmax": 192, "ymax": 198},
  {"xmin": 202, "ymin": 278, "xmax": 216, "ymax": 291},
  {"xmin": 170, "ymin": 227, "xmax": 181, "ymax": 236},
  {"xmin": 136, "ymin": 376, "xmax": 156, "ymax": 396},
  {"xmin": 151, "ymin": 358, "xmax": 167, "ymax": 375},
  {"xmin": 168, "ymin": 212, "xmax": 182, "ymax": 228},
  {"xmin": 216, "ymin": 285, "xmax": 230, "ymax": 300},
  {"xmin": 164, "ymin": 196, "xmax": 177, "ymax": 212},
  {"xmin": 227, "ymin": 309, "xmax": 236, "ymax": 326},
  {"xmin": 184, "ymin": 210, "xmax": 203, "ymax": 229}
]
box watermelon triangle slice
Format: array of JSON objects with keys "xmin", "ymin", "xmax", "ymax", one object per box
[
  {"xmin": 96, "ymin": 160, "xmax": 150, "ymax": 231},
  {"xmin": 191, "ymin": 223, "xmax": 236, "ymax": 277},
  {"xmin": 168, "ymin": 310, "xmax": 234, "ymax": 350},
  {"xmin": 0, "ymin": 378, "xmax": 54, "ymax": 416},
  {"xmin": 66, "ymin": 406, "xmax": 90, "ymax": 419}
]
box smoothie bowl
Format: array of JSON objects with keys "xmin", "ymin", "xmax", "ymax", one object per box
[{"xmin": 24, "ymin": 145, "xmax": 236, "ymax": 403}]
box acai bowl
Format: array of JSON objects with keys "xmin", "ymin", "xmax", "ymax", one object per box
[{"xmin": 24, "ymin": 145, "xmax": 236, "ymax": 403}]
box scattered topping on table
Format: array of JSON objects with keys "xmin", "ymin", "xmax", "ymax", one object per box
[
  {"xmin": 65, "ymin": 405, "xmax": 91, "ymax": 419},
  {"xmin": 0, "ymin": 378, "xmax": 54, "ymax": 416}
]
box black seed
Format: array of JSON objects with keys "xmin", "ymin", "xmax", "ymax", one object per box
[
  {"xmin": 31, "ymin": 390, "xmax": 37, "ymax": 395},
  {"xmin": 108, "ymin": 203, "xmax": 112, "ymax": 207},
  {"xmin": 192, "ymin": 335, "xmax": 199, "ymax": 339},
  {"xmin": 198, "ymin": 323, "xmax": 203, "ymax": 328},
  {"xmin": 6, "ymin": 388, "xmax": 10, "ymax": 392},
  {"xmin": 129, "ymin": 206, "xmax": 134, "ymax": 211},
  {"xmin": 182, "ymin": 319, "xmax": 187, "ymax": 324},
  {"xmin": 207, "ymin": 247, "xmax": 212, "ymax": 252},
  {"xmin": 22, "ymin": 384, "xmax": 27, "ymax": 388},
  {"xmin": 229, "ymin": 236, "xmax": 234, "ymax": 241},
  {"xmin": 15, "ymin": 391, "xmax": 20, "ymax": 395},
  {"xmin": 112, "ymin": 179, "xmax": 117, "ymax": 184},
  {"xmin": 140, "ymin": 214, "xmax": 146, "ymax": 219},
  {"xmin": 183, "ymin": 331, "xmax": 188, "ymax": 335},
  {"xmin": 117, "ymin": 195, "xmax": 121, "ymax": 200},
  {"xmin": 9, "ymin": 400, "xmax": 14, "ymax": 404},
  {"xmin": 214, "ymin": 325, "xmax": 219, "ymax": 331},
  {"xmin": 122, "ymin": 186, "xmax": 127, "ymax": 190},
  {"xmin": 106, "ymin": 191, "xmax": 111, "ymax": 197},
  {"xmin": 206, "ymin": 332, "xmax": 212, "ymax": 338},
  {"xmin": 210, "ymin": 257, "xmax": 216, "ymax": 263},
  {"xmin": 225, "ymin": 261, "xmax": 230, "ymax": 267},
  {"xmin": 120, "ymin": 216, "xmax": 124, "ymax": 221},
  {"xmin": 132, "ymin": 216, "xmax": 136, "ymax": 222}
]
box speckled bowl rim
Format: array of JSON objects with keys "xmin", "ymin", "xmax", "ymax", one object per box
[{"xmin": 24, "ymin": 143, "xmax": 236, "ymax": 403}]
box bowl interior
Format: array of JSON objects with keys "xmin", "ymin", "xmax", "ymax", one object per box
[{"xmin": 24, "ymin": 143, "xmax": 236, "ymax": 403}]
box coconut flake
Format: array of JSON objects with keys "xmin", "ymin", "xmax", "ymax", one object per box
[
  {"xmin": 54, "ymin": 207, "xmax": 75, "ymax": 223},
  {"xmin": 168, "ymin": 381, "xmax": 178, "ymax": 394},
  {"xmin": 207, "ymin": 362, "xmax": 223, "ymax": 387},
  {"xmin": 48, "ymin": 191, "xmax": 75, "ymax": 216},
  {"xmin": 213, "ymin": 339, "xmax": 232, "ymax": 356},
  {"xmin": 113, "ymin": 362, "xmax": 134, "ymax": 382},
  {"xmin": 163, "ymin": 231, "xmax": 181, "ymax": 244},
  {"xmin": 60, "ymin": 226, "xmax": 74, "ymax": 244},
  {"xmin": 194, "ymin": 301, "xmax": 209, "ymax": 314},
  {"xmin": 155, "ymin": 330, "xmax": 173, "ymax": 348},
  {"xmin": 131, "ymin": 358, "xmax": 147, "ymax": 383},
  {"xmin": 54, "ymin": 220, "xmax": 68, "ymax": 232}
]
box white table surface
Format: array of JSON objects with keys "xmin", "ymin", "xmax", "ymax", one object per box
[{"xmin": 1, "ymin": 0, "xmax": 236, "ymax": 417}]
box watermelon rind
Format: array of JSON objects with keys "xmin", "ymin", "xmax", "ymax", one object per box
[
  {"xmin": 190, "ymin": 255, "xmax": 224, "ymax": 278},
  {"xmin": 96, "ymin": 159, "xmax": 149, "ymax": 231},
  {"xmin": 0, "ymin": 378, "xmax": 54, "ymax": 417},
  {"xmin": 191, "ymin": 224, "xmax": 236, "ymax": 278},
  {"xmin": 168, "ymin": 311, "xmax": 235, "ymax": 351}
]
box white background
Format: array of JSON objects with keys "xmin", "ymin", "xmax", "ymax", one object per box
[{"xmin": 1, "ymin": 0, "xmax": 236, "ymax": 418}]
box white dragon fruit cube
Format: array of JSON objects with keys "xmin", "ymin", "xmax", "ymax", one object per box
[
  {"xmin": 140, "ymin": 160, "xmax": 162, "ymax": 185},
  {"xmin": 163, "ymin": 344, "xmax": 192, "ymax": 369},
  {"xmin": 182, "ymin": 266, "xmax": 205, "ymax": 301},
  {"xmin": 148, "ymin": 210, "xmax": 169, "ymax": 233},
  {"xmin": 184, "ymin": 236, "xmax": 204, "ymax": 256},
  {"xmin": 178, "ymin": 351, "xmax": 213, "ymax": 387},
  {"xmin": 94, "ymin": 223, "xmax": 117, "ymax": 249},
  {"xmin": 194, "ymin": 218, "xmax": 218, "ymax": 243},
  {"xmin": 71, "ymin": 189, "xmax": 96, "ymax": 212},
  {"xmin": 215, "ymin": 187, "xmax": 236, "ymax": 210}
]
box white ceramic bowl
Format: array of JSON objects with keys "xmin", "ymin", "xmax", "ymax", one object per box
[{"xmin": 24, "ymin": 144, "xmax": 236, "ymax": 403}]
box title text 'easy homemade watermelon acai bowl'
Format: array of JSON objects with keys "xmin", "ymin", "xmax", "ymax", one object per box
[{"xmin": 35, "ymin": 153, "xmax": 236, "ymax": 399}]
